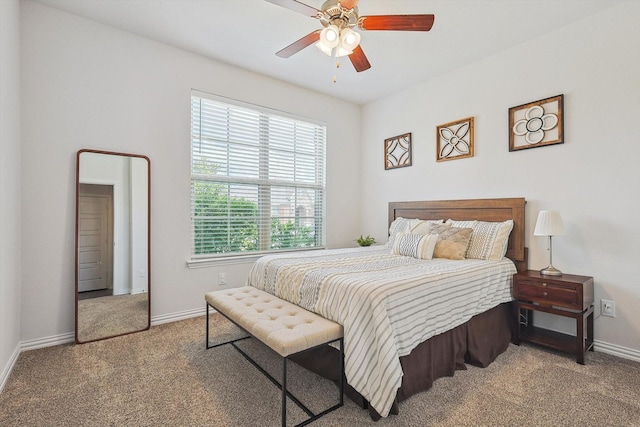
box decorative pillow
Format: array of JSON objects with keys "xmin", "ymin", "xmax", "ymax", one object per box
[
  {"xmin": 443, "ymin": 220, "xmax": 476, "ymax": 257},
  {"xmin": 408, "ymin": 219, "xmax": 444, "ymax": 235},
  {"xmin": 427, "ymin": 223, "xmax": 454, "ymax": 235},
  {"xmin": 431, "ymin": 227, "xmax": 473, "ymax": 260},
  {"xmin": 469, "ymin": 220, "xmax": 514, "ymax": 260},
  {"xmin": 447, "ymin": 219, "xmax": 514, "ymax": 260},
  {"xmin": 391, "ymin": 233, "xmax": 438, "ymax": 260},
  {"xmin": 385, "ymin": 217, "xmax": 413, "ymax": 248}
]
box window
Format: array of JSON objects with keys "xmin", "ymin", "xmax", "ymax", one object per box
[{"xmin": 190, "ymin": 91, "xmax": 326, "ymax": 259}]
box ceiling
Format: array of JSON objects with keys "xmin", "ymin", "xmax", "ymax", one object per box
[{"xmin": 32, "ymin": 0, "xmax": 625, "ymax": 105}]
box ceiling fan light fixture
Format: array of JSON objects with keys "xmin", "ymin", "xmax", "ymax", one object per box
[
  {"xmin": 335, "ymin": 46, "xmax": 353, "ymax": 57},
  {"xmin": 340, "ymin": 27, "xmax": 360, "ymax": 50},
  {"xmin": 315, "ymin": 40, "xmax": 333, "ymax": 56},
  {"xmin": 320, "ymin": 25, "xmax": 340, "ymax": 48}
]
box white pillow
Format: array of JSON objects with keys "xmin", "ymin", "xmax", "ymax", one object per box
[
  {"xmin": 447, "ymin": 219, "xmax": 514, "ymax": 260},
  {"xmin": 385, "ymin": 217, "xmax": 412, "ymax": 248},
  {"xmin": 391, "ymin": 232, "xmax": 438, "ymax": 260}
]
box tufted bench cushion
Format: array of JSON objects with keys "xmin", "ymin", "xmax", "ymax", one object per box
[{"xmin": 205, "ymin": 286, "xmax": 343, "ymax": 357}]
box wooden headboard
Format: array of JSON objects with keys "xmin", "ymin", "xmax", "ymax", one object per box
[{"xmin": 389, "ymin": 197, "xmax": 527, "ymax": 271}]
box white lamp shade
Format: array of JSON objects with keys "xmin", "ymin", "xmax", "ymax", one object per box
[
  {"xmin": 534, "ymin": 210, "xmax": 565, "ymax": 236},
  {"xmin": 334, "ymin": 46, "xmax": 353, "ymax": 57},
  {"xmin": 340, "ymin": 28, "xmax": 361, "ymax": 50},
  {"xmin": 315, "ymin": 41, "xmax": 333, "ymax": 56},
  {"xmin": 320, "ymin": 25, "xmax": 340, "ymax": 48}
]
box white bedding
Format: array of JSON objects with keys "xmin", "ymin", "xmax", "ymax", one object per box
[{"xmin": 247, "ymin": 246, "xmax": 516, "ymax": 417}]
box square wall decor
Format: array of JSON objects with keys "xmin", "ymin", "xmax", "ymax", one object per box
[
  {"xmin": 384, "ymin": 132, "xmax": 412, "ymax": 170},
  {"xmin": 436, "ymin": 117, "xmax": 474, "ymax": 162},
  {"xmin": 509, "ymin": 94, "xmax": 564, "ymax": 151}
]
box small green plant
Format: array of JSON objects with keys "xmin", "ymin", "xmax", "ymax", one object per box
[{"xmin": 356, "ymin": 235, "xmax": 376, "ymax": 247}]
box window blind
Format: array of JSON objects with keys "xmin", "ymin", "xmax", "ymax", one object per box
[{"xmin": 191, "ymin": 92, "xmax": 326, "ymax": 257}]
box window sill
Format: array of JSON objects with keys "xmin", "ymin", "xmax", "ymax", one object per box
[{"xmin": 186, "ymin": 247, "xmax": 326, "ymax": 269}]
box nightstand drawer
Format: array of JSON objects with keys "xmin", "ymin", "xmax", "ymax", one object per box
[{"xmin": 515, "ymin": 279, "xmax": 578, "ymax": 308}]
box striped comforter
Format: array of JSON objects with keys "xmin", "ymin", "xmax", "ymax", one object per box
[{"xmin": 247, "ymin": 246, "xmax": 516, "ymax": 417}]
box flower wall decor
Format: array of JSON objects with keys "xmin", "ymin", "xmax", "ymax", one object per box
[
  {"xmin": 384, "ymin": 132, "xmax": 412, "ymax": 170},
  {"xmin": 436, "ymin": 117, "xmax": 474, "ymax": 162},
  {"xmin": 509, "ymin": 94, "xmax": 564, "ymax": 151}
]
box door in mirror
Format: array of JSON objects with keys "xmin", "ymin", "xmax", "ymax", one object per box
[{"xmin": 75, "ymin": 149, "xmax": 150, "ymax": 343}]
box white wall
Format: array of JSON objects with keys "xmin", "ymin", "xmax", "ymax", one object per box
[
  {"xmin": 0, "ymin": 0, "xmax": 22, "ymax": 390},
  {"xmin": 19, "ymin": 1, "xmax": 361, "ymax": 342},
  {"xmin": 360, "ymin": 2, "xmax": 640, "ymax": 356},
  {"xmin": 130, "ymin": 157, "xmax": 149, "ymax": 295}
]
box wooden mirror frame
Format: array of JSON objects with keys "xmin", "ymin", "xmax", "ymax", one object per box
[{"xmin": 75, "ymin": 149, "xmax": 151, "ymax": 343}]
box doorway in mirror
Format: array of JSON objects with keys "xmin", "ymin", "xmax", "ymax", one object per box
[{"xmin": 78, "ymin": 183, "xmax": 114, "ymax": 295}]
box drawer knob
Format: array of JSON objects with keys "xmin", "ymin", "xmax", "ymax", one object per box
[
  {"xmin": 543, "ymin": 291, "xmax": 548, "ymax": 296},
  {"xmin": 542, "ymin": 283, "xmax": 548, "ymax": 287}
]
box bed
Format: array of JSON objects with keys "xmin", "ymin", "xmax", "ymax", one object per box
[{"xmin": 246, "ymin": 197, "xmax": 527, "ymax": 420}]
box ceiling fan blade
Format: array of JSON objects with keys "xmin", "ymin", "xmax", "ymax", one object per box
[
  {"xmin": 339, "ymin": 0, "xmax": 359, "ymax": 9},
  {"xmin": 264, "ymin": 0, "xmax": 320, "ymax": 17},
  {"xmin": 276, "ymin": 30, "xmax": 322, "ymax": 58},
  {"xmin": 358, "ymin": 14, "xmax": 435, "ymax": 31},
  {"xmin": 348, "ymin": 45, "xmax": 371, "ymax": 72}
]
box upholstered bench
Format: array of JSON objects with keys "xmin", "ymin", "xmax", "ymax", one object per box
[{"xmin": 205, "ymin": 286, "xmax": 344, "ymax": 427}]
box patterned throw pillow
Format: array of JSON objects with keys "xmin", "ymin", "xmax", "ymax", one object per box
[
  {"xmin": 447, "ymin": 219, "xmax": 514, "ymax": 260},
  {"xmin": 428, "ymin": 226, "xmax": 474, "ymax": 260},
  {"xmin": 391, "ymin": 233, "xmax": 438, "ymax": 260},
  {"xmin": 425, "ymin": 223, "xmax": 454, "ymax": 235}
]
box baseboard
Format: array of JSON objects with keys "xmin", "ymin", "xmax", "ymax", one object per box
[
  {"xmin": 21, "ymin": 332, "xmax": 75, "ymax": 352},
  {"xmin": 150, "ymin": 307, "xmax": 205, "ymax": 326},
  {"xmin": 594, "ymin": 340, "xmax": 640, "ymax": 363},
  {"xmin": 0, "ymin": 344, "xmax": 21, "ymax": 393}
]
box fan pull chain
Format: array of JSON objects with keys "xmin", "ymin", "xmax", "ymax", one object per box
[{"xmin": 331, "ymin": 44, "xmax": 340, "ymax": 83}]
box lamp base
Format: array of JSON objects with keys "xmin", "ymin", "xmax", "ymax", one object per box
[{"xmin": 540, "ymin": 265, "xmax": 562, "ymax": 276}]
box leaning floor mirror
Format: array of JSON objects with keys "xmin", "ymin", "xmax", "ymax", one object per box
[{"xmin": 75, "ymin": 149, "xmax": 150, "ymax": 344}]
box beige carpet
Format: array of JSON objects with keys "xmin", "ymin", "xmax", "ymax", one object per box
[
  {"xmin": 1, "ymin": 314, "xmax": 639, "ymax": 426},
  {"xmin": 77, "ymin": 293, "xmax": 149, "ymax": 342}
]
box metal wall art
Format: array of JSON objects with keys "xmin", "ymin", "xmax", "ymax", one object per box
[
  {"xmin": 436, "ymin": 117, "xmax": 474, "ymax": 162},
  {"xmin": 384, "ymin": 132, "xmax": 412, "ymax": 170},
  {"xmin": 509, "ymin": 94, "xmax": 564, "ymax": 151}
]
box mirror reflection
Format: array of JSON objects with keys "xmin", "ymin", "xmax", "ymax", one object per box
[{"xmin": 75, "ymin": 149, "xmax": 150, "ymax": 343}]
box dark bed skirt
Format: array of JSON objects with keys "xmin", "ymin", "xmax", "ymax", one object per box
[{"xmin": 289, "ymin": 301, "xmax": 514, "ymax": 420}]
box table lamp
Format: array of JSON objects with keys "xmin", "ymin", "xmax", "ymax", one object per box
[{"xmin": 533, "ymin": 210, "xmax": 565, "ymax": 276}]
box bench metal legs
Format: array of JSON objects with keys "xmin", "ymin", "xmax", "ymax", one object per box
[{"xmin": 206, "ymin": 303, "xmax": 345, "ymax": 427}]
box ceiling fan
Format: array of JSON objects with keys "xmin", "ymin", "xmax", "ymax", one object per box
[{"xmin": 265, "ymin": 0, "xmax": 435, "ymax": 74}]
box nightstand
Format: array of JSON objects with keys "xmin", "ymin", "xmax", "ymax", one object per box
[{"xmin": 512, "ymin": 270, "xmax": 594, "ymax": 364}]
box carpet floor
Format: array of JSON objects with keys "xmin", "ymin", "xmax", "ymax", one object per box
[
  {"xmin": 77, "ymin": 293, "xmax": 149, "ymax": 342},
  {"xmin": 1, "ymin": 314, "xmax": 639, "ymax": 426}
]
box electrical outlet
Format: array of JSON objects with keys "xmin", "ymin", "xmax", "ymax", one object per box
[
  {"xmin": 601, "ymin": 299, "xmax": 616, "ymax": 318},
  {"xmin": 219, "ymin": 272, "xmax": 227, "ymax": 285}
]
